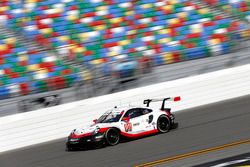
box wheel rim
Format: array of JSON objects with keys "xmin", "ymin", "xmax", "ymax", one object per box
[
  {"xmin": 158, "ymin": 117, "xmax": 169, "ymax": 132},
  {"xmin": 107, "ymin": 130, "xmax": 119, "ymax": 145}
]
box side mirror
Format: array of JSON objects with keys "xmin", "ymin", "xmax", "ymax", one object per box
[
  {"xmin": 122, "ymin": 117, "xmax": 130, "ymax": 122},
  {"xmin": 93, "ymin": 119, "xmax": 97, "ymax": 123}
]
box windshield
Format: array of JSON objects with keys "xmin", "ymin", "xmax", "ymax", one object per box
[{"xmin": 96, "ymin": 111, "xmax": 123, "ymax": 123}]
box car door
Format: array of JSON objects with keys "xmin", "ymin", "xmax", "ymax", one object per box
[
  {"xmin": 121, "ymin": 108, "xmax": 144, "ymax": 133},
  {"xmin": 140, "ymin": 108, "xmax": 156, "ymax": 131}
]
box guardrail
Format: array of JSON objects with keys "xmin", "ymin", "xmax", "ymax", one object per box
[{"xmin": 0, "ymin": 64, "xmax": 250, "ymax": 153}]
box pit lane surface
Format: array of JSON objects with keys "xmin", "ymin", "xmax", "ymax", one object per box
[{"xmin": 1, "ymin": 95, "xmax": 250, "ymax": 167}]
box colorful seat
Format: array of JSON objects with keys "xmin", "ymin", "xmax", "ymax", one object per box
[
  {"xmin": 0, "ymin": 34, "xmax": 82, "ymax": 99},
  {"xmin": 0, "ymin": 0, "xmax": 249, "ymax": 99},
  {"xmin": 203, "ymin": 0, "xmax": 250, "ymax": 22},
  {"xmin": 1, "ymin": 1, "xmax": 249, "ymax": 63}
]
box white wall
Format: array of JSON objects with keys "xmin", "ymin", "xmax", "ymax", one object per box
[{"xmin": 0, "ymin": 64, "xmax": 250, "ymax": 153}]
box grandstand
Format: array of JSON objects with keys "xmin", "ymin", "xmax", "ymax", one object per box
[
  {"xmin": 202, "ymin": 0, "xmax": 250, "ymax": 22},
  {"xmin": 0, "ymin": 30, "xmax": 82, "ymax": 99},
  {"xmin": 0, "ymin": 0, "xmax": 249, "ymax": 101}
]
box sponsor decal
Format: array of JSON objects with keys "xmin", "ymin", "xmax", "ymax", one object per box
[
  {"xmin": 133, "ymin": 123, "xmax": 140, "ymax": 126},
  {"xmin": 152, "ymin": 122, "xmax": 156, "ymax": 129},
  {"xmin": 145, "ymin": 125, "xmax": 152, "ymax": 129},
  {"xmin": 124, "ymin": 122, "xmax": 132, "ymax": 132}
]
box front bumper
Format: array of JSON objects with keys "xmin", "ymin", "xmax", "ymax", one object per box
[{"xmin": 66, "ymin": 133, "xmax": 105, "ymax": 149}]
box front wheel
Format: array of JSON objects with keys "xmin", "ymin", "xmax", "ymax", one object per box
[
  {"xmin": 105, "ymin": 128, "xmax": 120, "ymax": 146},
  {"xmin": 66, "ymin": 146, "xmax": 74, "ymax": 152},
  {"xmin": 157, "ymin": 115, "xmax": 170, "ymax": 133}
]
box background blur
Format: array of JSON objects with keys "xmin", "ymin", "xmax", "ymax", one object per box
[{"xmin": 0, "ymin": 0, "xmax": 249, "ymax": 116}]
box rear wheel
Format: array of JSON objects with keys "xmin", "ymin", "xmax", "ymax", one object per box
[
  {"xmin": 157, "ymin": 115, "xmax": 170, "ymax": 133},
  {"xmin": 105, "ymin": 128, "xmax": 120, "ymax": 146}
]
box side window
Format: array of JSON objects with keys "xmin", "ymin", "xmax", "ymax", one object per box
[
  {"xmin": 131, "ymin": 109, "xmax": 142, "ymax": 119},
  {"xmin": 124, "ymin": 108, "xmax": 143, "ymax": 119},
  {"xmin": 123, "ymin": 109, "xmax": 133, "ymax": 118},
  {"xmin": 141, "ymin": 108, "xmax": 152, "ymax": 115}
]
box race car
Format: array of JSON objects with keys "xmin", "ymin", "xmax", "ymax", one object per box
[
  {"xmin": 112, "ymin": 56, "xmax": 139, "ymax": 81},
  {"xmin": 66, "ymin": 96, "xmax": 180, "ymax": 151}
]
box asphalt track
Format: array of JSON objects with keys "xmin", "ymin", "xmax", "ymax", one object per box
[{"xmin": 0, "ymin": 95, "xmax": 250, "ymax": 167}]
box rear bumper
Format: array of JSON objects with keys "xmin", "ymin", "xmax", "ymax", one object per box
[{"xmin": 169, "ymin": 114, "xmax": 178, "ymax": 129}]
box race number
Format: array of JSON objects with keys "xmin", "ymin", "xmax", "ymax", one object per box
[{"xmin": 124, "ymin": 123, "xmax": 132, "ymax": 132}]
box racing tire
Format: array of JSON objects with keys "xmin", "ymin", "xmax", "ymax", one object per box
[
  {"xmin": 105, "ymin": 128, "xmax": 120, "ymax": 146},
  {"xmin": 157, "ymin": 115, "xmax": 170, "ymax": 133}
]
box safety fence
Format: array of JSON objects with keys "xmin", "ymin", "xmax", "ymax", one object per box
[{"xmin": 0, "ymin": 64, "xmax": 250, "ymax": 152}]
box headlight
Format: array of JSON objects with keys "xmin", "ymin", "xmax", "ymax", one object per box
[
  {"xmin": 95, "ymin": 134, "xmax": 104, "ymax": 139},
  {"xmin": 93, "ymin": 127, "xmax": 100, "ymax": 134},
  {"xmin": 69, "ymin": 138, "xmax": 79, "ymax": 142}
]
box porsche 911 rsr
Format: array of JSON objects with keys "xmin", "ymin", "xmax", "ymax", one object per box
[{"xmin": 66, "ymin": 97, "xmax": 180, "ymax": 151}]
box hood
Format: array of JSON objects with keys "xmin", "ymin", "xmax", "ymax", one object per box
[
  {"xmin": 70, "ymin": 123, "xmax": 110, "ymax": 138},
  {"xmin": 74, "ymin": 126, "xmax": 96, "ymax": 135}
]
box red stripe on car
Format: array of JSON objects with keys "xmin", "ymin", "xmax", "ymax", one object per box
[{"xmin": 121, "ymin": 129, "xmax": 158, "ymax": 138}]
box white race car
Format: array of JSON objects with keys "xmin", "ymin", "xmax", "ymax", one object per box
[{"xmin": 66, "ymin": 97, "xmax": 180, "ymax": 151}]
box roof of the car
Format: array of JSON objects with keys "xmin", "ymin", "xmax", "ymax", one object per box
[
  {"xmin": 110, "ymin": 106, "xmax": 131, "ymax": 112},
  {"xmin": 110, "ymin": 105, "xmax": 152, "ymax": 113}
]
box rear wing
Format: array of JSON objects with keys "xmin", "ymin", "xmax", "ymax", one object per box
[{"xmin": 143, "ymin": 96, "xmax": 181, "ymax": 110}]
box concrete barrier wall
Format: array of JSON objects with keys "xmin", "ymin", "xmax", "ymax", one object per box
[{"xmin": 1, "ymin": 64, "xmax": 250, "ymax": 153}]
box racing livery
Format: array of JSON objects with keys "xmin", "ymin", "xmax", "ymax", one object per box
[{"xmin": 66, "ymin": 97, "xmax": 180, "ymax": 151}]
